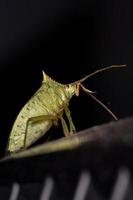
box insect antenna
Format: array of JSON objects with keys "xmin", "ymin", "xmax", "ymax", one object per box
[
  {"xmin": 71, "ymin": 64, "xmax": 126, "ymax": 119},
  {"xmin": 80, "ymin": 84, "xmax": 118, "ymax": 120},
  {"xmin": 79, "ymin": 64, "xmax": 126, "ymax": 83}
]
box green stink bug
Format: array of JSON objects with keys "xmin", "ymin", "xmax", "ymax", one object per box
[{"xmin": 6, "ymin": 65, "xmax": 126, "ymax": 154}]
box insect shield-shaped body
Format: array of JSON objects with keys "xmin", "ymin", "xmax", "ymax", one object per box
[
  {"xmin": 6, "ymin": 72, "xmax": 77, "ymax": 154},
  {"xmin": 6, "ymin": 65, "xmax": 126, "ymax": 154}
]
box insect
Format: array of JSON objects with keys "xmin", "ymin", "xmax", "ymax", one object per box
[{"xmin": 6, "ymin": 65, "xmax": 126, "ymax": 154}]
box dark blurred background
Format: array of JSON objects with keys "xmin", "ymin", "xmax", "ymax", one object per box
[{"xmin": 0, "ymin": 0, "xmax": 132, "ymax": 156}]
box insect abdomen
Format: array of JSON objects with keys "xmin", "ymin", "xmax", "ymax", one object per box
[
  {"xmin": 7, "ymin": 97, "xmax": 52, "ymax": 153},
  {"xmin": 7, "ymin": 79, "xmax": 73, "ymax": 153}
]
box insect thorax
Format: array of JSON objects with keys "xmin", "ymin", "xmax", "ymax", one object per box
[{"xmin": 39, "ymin": 79, "xmax": 76, "ymax": 111}]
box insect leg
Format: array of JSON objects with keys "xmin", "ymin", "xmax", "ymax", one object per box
[
  {"xmin": 60, "ymin": 116, "xmax": 69, "ymax": 136},
  {"xmin": 24, "ymin": 114, "xmax": 57, "ymax": 149},
  {"xmin": 64, "ymin": 105, "xmax": 76, "ymax": 133}
]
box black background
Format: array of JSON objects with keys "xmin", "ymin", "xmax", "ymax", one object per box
[{"xmin": 0, "ymin": 0, "xmax": 132, "ymax": 156}]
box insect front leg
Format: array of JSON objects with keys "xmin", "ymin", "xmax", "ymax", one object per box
[
  {"xmin": 24, "ymin": 114, "xmax": 57, "ymax": 149},
  {"xmin": 60, "ymin": 116, "xmax": 69, "ymax": 136},
  {"xmin": 64, "ymin": 105, "xmax": 76, "ymax": 134}
]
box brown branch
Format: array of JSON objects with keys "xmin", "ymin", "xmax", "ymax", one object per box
[{"xmin": 2, "ymin": 117, "xmax": 133, "ymax": 161}]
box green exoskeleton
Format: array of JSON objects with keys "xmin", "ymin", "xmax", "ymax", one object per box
[{"xmin": 6, "ymin": 65, "xmax": 126, "ymax": 154}]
